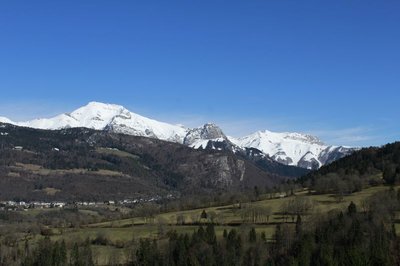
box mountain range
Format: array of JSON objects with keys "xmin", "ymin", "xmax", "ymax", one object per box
[
  {"xmin": 0, "ymin": 102, "xmax": 355, "ymax": 169},
  {"xmin": 0, "ymin": 123, "xmax": 309, "ymax": 201}
]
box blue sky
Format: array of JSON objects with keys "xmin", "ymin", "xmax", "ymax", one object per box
[{"xmin": 0, "ymin": 1, "xmax": 399, "ymax": 147}]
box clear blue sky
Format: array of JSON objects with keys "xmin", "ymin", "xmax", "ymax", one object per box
[{"xmin": 0, "ymin": 1, "xmax": 399, "ymax": 147}]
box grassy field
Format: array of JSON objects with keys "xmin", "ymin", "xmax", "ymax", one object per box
[
  {"xmin": 10, "ymin": 162, "xmax": 128, "ymax": 177},
  {"xmin": 96, "ymin": 147, "xmax": 139, "ymax": 159},
  {"xmin": 88, "ymin": 185, "xmax": 397, "ymax": 229},
  {"xmin": 7, "ymin": 185, "xmax": 399, "ymax": 265}
]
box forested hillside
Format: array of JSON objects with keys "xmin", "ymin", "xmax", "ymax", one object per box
[
  {"xmin": 301, "ymin": 142, "xmax": 400, "ymax": 194},
  {"xmin": 0, "ymin": 123, "xmax": 304, "ymax": 201}
]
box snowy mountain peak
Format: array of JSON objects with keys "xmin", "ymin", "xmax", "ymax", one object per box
[
  {"xmin": 3, "ymin": 102, "xmax": 188, "ymax": 143},
  {"xmin": 15, "ymin": 101, "xmax": 130, "ymax": 131},
  {"xmin": 255, "ymin": 130, "xmax": 324, "ymax": 145},
  {"xmin": 72, "ymin": 101, "xmax": 127, "ymax": 115},
  {"xmin": 0, "ymin": 116, "xmax": 13, "ymax": 124},
  {"xmin": 66, "ymin": 102, "xmax": 129, "ymax": 128},
  {"xmin": 284, "ymin": 133, "xmax": 324, "ymax": 145},
  {"xmin": 234, "ymin": 129, "xmax": 354, "ymax": 169}
]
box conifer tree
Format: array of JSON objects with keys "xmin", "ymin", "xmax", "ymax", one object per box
[
  {"xmin": 205, "ymin": 223, "xmax": 216, "ymax": 245},
  {"xmin": 81, "ymin": 239, "xmax": 94, "ymax": 266},
  {"xmin": 249, "ymin": 227, "xmax": 257, "ymax": 243},
  {"xmin": 347, "ymin": 201, "xmax": 357, "ymax": 216},
  {"xmin": 70, "ymin": 243, "xmax": 80, "ymax": 266},
  {"xmin": 223, "ymin": 229, "xmax": 228, "ymax": 239},
  {"xmin": 60, "ymin": 240, "xmax": 67, "ymax": 266},
  {"xmin": 295, "ymin": 214, "xmax": 302, "ymax": 237},
  {"xmin": 260, "ymin": 231, "xmax": 267, "ymax": 243},
  {"xmin": 201, "ymin": 210, "xmax": 207, "ymax": 220}
]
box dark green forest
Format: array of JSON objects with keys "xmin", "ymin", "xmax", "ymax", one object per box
[{"xmin": 301, "ymin": 142, "xmax": 400, "ymax": 194}]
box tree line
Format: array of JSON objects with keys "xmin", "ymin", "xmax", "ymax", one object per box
[{"xmin": 301, "ymin": 142, "xmax": 400, "ymax": 194}]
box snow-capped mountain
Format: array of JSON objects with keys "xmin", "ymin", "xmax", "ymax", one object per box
[
  {"xmin": 0, "ymin": 101, "xmax": 355, "ymax": 169},
  {"xmin": 231, "ymin": 130, "xmax": 355, "ymax": 169},
  {"xmin": 6, "ymin": 102, "xmax": 189, "ymax": 143}
]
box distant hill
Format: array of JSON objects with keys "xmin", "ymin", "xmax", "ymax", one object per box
[
  {"xmin": 300, "ymin": 142, "xmax": 400, "ymax": 194},
  {"xmin": 0, "ymin": 123, "xmax": 307, "ymax": 201}
]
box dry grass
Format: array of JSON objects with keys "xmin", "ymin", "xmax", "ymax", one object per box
[
  {"xmin": 11, "ymin": 162, "xmax": 127, "ymax": 177},
  {"xmin": 42, "ymin": 187, "xmax": 61, "ymax": 196},
  {"xmin": 89, "ymin": 185, "xmax": 398, "ymax": 230},
  {"xmin": 96, "ymin": 147, "xmax": 139, "ymax": 159},
  {"xmin": 7, "ymin": 171, "xmax": 21, "ymax": 177}
]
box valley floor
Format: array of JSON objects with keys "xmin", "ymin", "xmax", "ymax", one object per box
[{"xmin": 2, "ymin": 185, "xmax": 398, "ymax": 265}]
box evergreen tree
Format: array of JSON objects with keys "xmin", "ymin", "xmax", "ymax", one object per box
[
  {"xmin": 136, "ymin": 238, "xmax": 158, "ymax": 266},
  {"xmin": 201, "ymin": 210, "xmax": 208, "ymax": 220},
  {"xmin": 176, "ymin": 236, "xmax": 187, "ymax": 266},
  {"xmin": 273, "ymin": 225, "xmax": 284, "ymax": 254},
  {"xmin": 383, "ymin": 164, "xmax": 396, "ymax": 184},
  {"xmin": 70, "ymin": 243, "xmax": 80, "ymax": 266},
  {"xmin": 21, "ymin": 240, "xmax": 33, "ymax": 266},
  {"xmin": 60, "ymin": 240, "xmax": 67, "ymax": 266},
  {"xmin": 254, "ymin": 186, "xmax": 260, "ymax": 200},
  {"xmin": 52, "ymin": 241, "xmax": 61, "ymax": 266},
  {"xmin": 347, "ymin": 201, "xmax": 357, "ymax": 216},
  {"xmin": 226, "ymin": 229, "xmax": 241, "ymax": 266},
  {"xmin": 223, "ymin": 229, "xmax": 228, "ymax": 239},
  {"xmin": 205, "ymin": 223, "xmax": 217, "ymax": 245},
  {"xmin": 249, "ymin": 227, "xmax": 257, "ymax": 243},
  {"xmin": 295, "ymin": 215, "xmax": 302, "ymax": 237},
  {"xmin": 243, "ymin": 247, "xmax": 260, "ymax": 266},
  {"xmin": 35, "ymin": 237, "xmax": 53, "ymax": 266},
  {"xmin": 369, "ymin": 224, "xmax": 393, "ymax": 266},
  {"xmin": 197, "ymin": 226, "xmax": 205, "ymax": 240},
  {"xmin": 24, "ymin": 239, "xmax": 30, "ymax": 258},
  {"xmin": 81, "ymin": 239, "xmax": 94, "ymax": 266},
  {"xmin": 260, "ymin": 231, "xmax": 267, "ymax": 243},
  {"xmin": 295, "ymin": 234, "xmax": 314, "ymax": 266},
  {"xmin": 235, "ymin": 235, "xmax": 242, "ymax": 258},
  {"xmin": 397, "ymin": 188, "xmax": 400, "ymax": 202}
]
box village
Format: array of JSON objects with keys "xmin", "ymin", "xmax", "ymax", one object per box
[{"xmin": 0, "ymin": 194, "xmax": 174, "ymax": 212}]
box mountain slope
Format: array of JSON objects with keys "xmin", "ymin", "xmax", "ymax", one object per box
[
  {"xmin": 0, "ymin": 123, "xmax": 299, "ymax": 201},
  {"xmin": 240, "ymin": 147, "xmax": 310, "ymax": 178}
]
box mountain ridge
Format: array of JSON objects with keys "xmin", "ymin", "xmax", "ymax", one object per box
[
  {"xmin": 0, "ymin": 101, "xmax": 356, "ymax": 169},
  {"xmin": 0, "ymin": 123, "xmax": 306, "ymax": 201}
]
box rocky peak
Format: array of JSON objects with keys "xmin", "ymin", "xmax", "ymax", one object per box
[{"xmin": 183, "ymin": 123, "xmax": 227, "ymax": 146}]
